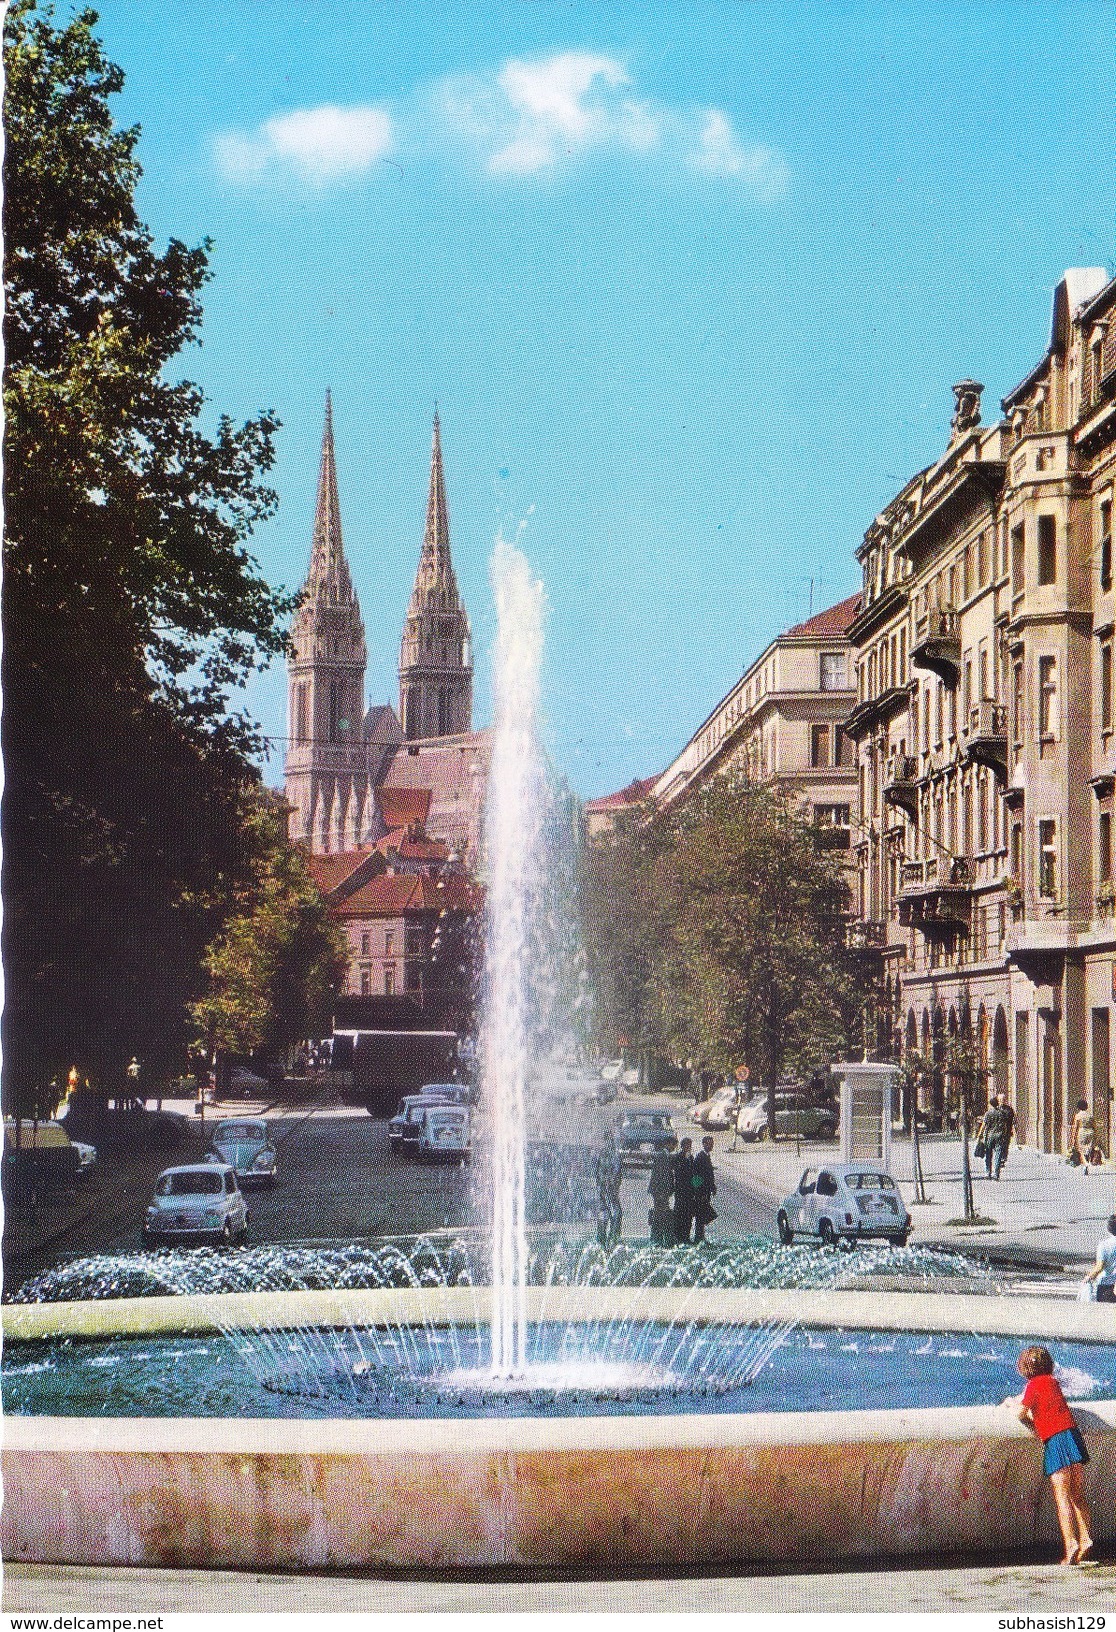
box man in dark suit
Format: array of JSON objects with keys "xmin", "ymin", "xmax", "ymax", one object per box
[
  {"xmin": 692, "ymin": 1135, "xmax": 718, "ymax": 1243},
  {"xmin": 672, "ymin": 1137, "xmax": 695, "ymax": 1244}
]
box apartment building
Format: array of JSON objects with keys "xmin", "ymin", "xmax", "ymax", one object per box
[
  {"xmin": 847, "ymin": 268, "xmax": 1116, "ymax": 1152},
  {"xmin": 651, "ymin": 597, "xmax": 861, "ymax": 845}
]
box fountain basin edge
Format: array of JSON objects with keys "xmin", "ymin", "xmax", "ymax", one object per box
[{"xmin": 5, "ymin": 1287, "xmax": 1115, "ymax": 1570}]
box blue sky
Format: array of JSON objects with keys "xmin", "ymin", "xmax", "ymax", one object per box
[{"xmin": 90, "ymin": 0, "xmax": 1115, "ymax": 798}]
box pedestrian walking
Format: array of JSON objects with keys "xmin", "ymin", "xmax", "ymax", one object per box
[
  {"xmin": 993, "ymin": 1095, "xmax": 1016, "ymax": 1178},
  {"xmin": 673, "ymin": 1137, "xmax": 695, "ymax": 1245},
  {"xmin": 1009, "ymin": 1346, "xmax": 1094, "ymax": 1565},
  {"xmin": 692, "ymin": 1135, "xmax": 718, "ymax": 1244},
  {"xmin": 1083, "ymin": 1214, "xmax": 1116, "ymax": 1304},
  {"xmin": 976, "ymin": 1095, "xmax": 1001, "ymax": 1178},
  {"xmin": 1068, "ymin": 1099, "xmax": 1096, "ymax": 1167},
  {"xmin": 648, "ymin": 1136, "xmax": 676, "ymax": 1246},
  {"xmin": 595, "ymin": 1132, "xmax": 623, "ymax": 1250}
]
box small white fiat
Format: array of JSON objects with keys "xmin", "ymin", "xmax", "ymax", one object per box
[{"xmin": 777, "ymin": 1164, "xmax": 910, "ymax": 1248}]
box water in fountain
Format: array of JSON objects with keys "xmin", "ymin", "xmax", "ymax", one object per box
[{"xmin": 483, "ymin": 536, "xmax": 547, "ymax": 1377}]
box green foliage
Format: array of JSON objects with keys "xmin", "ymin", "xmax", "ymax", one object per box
[
  {"xmin": 190, "ymin": 791, "xmax": 347, "ymax": 1059},
  {"xmin": 580, "ymin": 778, "xmax": 865, "ymax": 1095},
  {"xmin": 1, "ymin": 3, "xmax": 297, "ymax": 1104}
]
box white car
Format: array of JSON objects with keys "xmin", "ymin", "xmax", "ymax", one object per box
[
  {"xmin": 735, "ymin": 1092, "xmax": 837, "ymax": 1142},
  {"xmin": 417, "ymin": 1104, "xmax": 471, "ymax": 1162},
  {"xmin": 693, "ymin": 1086, "xmax": 740, "ymax": 1129},
  {"xmin": 777, "ymin": 1164, "xmax": 910, "ymax": 1248},
  {"xmin": 142, "ymin": 1162, "xmax": 249, "ymax": 1246},
  {"xmin": 389, "ymin": 1092, "xmax": 456, "ymax": 1153}
]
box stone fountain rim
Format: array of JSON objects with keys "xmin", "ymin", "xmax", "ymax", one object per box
[{"xmin": 4, "ymin": 1282, "xmax": 1113, "ymax": 1344}]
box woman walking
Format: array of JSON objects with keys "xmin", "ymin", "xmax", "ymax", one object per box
[{"xmin": 1011, "ymin": 1346, "xmax": 1093, "ymax": 1565}]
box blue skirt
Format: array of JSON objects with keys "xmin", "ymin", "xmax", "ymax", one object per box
[{"xmin": 1043, "ymin": 1426, "xmax": 1089, "ymax": 1476}]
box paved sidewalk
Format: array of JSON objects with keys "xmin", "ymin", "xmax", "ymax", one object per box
[
  {"xmin": 5, "ymin": 1554, "xmax": 1114, "ymax": 1614},
  {"xmin": 687, "ymin": 1107, "xmax": 1116, "ymax": 1272}
]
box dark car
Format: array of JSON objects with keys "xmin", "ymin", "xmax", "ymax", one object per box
[{"xmin": 615, "ymin": 1110, "xmax": 675, "ymax": 1169}]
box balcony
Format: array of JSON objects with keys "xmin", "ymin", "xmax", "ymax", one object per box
[
  {"xmin": 883, "ymin": 753, "xmax": 920, "ymax": 818},
  {"xmin": 912, "ymin": 608, "xmax": 961, "ymax": 684},
  {"xmin": 897, "ymin": 854, "xmax": 974, "ymax": 938},
  {"xmin": 962, "ymin": 699, "xmax": 1008, "ymax": 779}
]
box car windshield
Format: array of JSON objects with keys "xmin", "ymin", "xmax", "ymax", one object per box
[
  {"xmin": 845, "ymin": 1172, "xmax": 896, "ymax": 1190},
  {"xmin": 216, "ymin": 1124, "xmax": 264, "ymax": 1142},
  {"xmin": 427, "ymin": 1108, "xmax": 466, "ymax": 1124},
  {"xmin": 157, "ymin": 1171, "xmax": 223, "ymax": 1196}
]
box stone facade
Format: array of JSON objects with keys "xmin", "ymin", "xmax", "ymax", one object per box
[
  {"xmin": 847, "ymin": 268, "xmax": 1116, "ymax": 1153},
  {"xmin": 285, "ymin": 398, "xmax": 488, "ymax": 865},
  {"xmin": 652, "ymin": 595, "xmax": 861, "ymax": 850}
]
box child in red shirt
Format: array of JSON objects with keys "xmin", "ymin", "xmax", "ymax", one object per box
[{"xmin": 1014, "ymin": 1345, "xmax": 1093, "ymax": 1564}]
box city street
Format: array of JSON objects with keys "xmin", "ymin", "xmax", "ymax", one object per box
[{"xmin": 2, "ymin": 1089, "xmax": 777, "ymax": 1293}]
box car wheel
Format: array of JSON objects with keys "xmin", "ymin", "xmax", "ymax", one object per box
[
  {"xmin": 776, "ymin": 1209, "xmax": 793, "ymax": 1245},
  {"xmin": 890, "ymin": 1232, "xmax": 910, "ymax": 1248},
  {"xmin": 238, "ymin": 1221, "xmax": 249, "ymax": 1244},
  {"xmin": 819, "ymin": 1218, "xmax": 837, "ymax": 1248},
  {"xmin": 221, "ymin": 1218, "xmax": 234, "ymax": 1245},
  {"xmin": 757, "ymin": 1125, "xmax": 770, "ymax": 1142}
]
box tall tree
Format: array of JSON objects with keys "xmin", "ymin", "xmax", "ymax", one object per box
[
  {"xmin": 2, "ymin": 2, "xmax": 295, "ymax": 1102},
  {"xmin": 580, "ymin": 777, "xmax": 865, "ymax": 1121},
  {"xmin": 190, "ymin": 790, "xmax": 347, "ymax": 1066}
]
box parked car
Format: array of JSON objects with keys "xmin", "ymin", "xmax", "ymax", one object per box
[
  {"xmin": 777, "ymin": 1164, "xmax": 910, "ymax": 1248},
  {"xmin": 615, "ymin": 1110, "xmax": 675, "ymax": 1169},
  {"xmin": 418, "ymin": 1080, "xmax": 477, "ymax": 1107},
  {"xmin": 416, "ymin": 1104, "xmax": 471, "ymax": 1163},
  {"xmin": 693, "ymin": 1086, "xmax": 741, "ymax": 1129},
  {"xmin": 735, "ymin": 1092, "xmax": 837, "ymax": 1143},
  {"xmin": 142, "ymin": 1162, "xmax": 249, "ymax": 1246},
  {"xmin": 208, "ymin": 1119, "xmax": 278, "ymax": 1187},
  {"xmin": 3, "ymin": 1119, "xmax": 85, "ymax": 1184},
  {"xmin": 227, "ymin": 1065, "xmax": 269, "ymax": 1094},
  {"xmin": 389, "ymin": 1091, "xmax": 456, "ymax": 1153}
]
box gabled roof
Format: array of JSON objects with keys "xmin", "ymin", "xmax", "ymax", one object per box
[
  {"xmin": 305, "ymin": 847, "xmax": 385, "ymax": 901},
  {"xmin": 378, "ymin": 786, "xmax": 432, "ymax": 830},
  {"xmin": 783, "ymin": 592, "xmax": 862, "ymax": 640},
  {"xmin": 333, "ymin": 872, "xmax": 483, "ymax": 918},
  {"xmin": 585, "ymin": 776, "xmax": 658, "ymax": 813}
]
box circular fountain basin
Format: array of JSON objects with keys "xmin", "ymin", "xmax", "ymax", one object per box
[
  {"xmin": 3, "ymin": 1284, "xmax": 1115, "ymax": 1571},
  {"xmin": 6, "ymin": 1316, "xmax": 1116, "ymax": 1420}
]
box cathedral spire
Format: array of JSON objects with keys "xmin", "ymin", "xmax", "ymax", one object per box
[
  {"xmin": 420, "ymin": 408, "xmax": 452, "ymax": 584},
  {"xmin": 309, "ymin": 389, "xmax": 347, "ymax": 587},
  {"xmin": 399, "ymin": 411, "xmax": 473, "ymax": 741}
]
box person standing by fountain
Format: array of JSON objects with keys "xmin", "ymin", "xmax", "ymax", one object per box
[
  {"xmin": 673, "ymin": 1136, "xmax": 695, "ymax": 1244},
  {"xmin": 595, "ymin": 1132, "xmax": 623, "ymax": 1250},
  {"xmin": 1011, "ymin": 1345, "xmax": 1094, "ymax": 1565},
  {"xmin": 648, "ymin": 1136, "xmax": 677, "ymax": 1246},
  {"xmin": 692, "ymin": 1135, "xmax": 718, "ymax": 1244},
  {"xmin": 1083, "ymin": 1214, "xmax": 1116, "ymax": 1303}
]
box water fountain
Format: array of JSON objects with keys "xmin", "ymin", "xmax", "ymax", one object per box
[{"xmin": 3, "ymin": 536, "xmax": 1116, "ymax": 1571}]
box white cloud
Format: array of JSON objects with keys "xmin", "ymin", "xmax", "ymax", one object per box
[
  {"xmin": 212, "ymin": 54, "xmax": 786, "ymax": 198},
  {"xmin": 488, "ymin": 52, "xmax": 659, "ymax": 174},
  {"xmin": 437, "ymin": 52, "xmax": 784, "ymax": 194},
  {"xmin": 689, "ymin": 109, "xmax": 789, "ymax": 198},
  {"xmin": 214, "ymin": 104, "xmax": 393, "ymax": 183}
]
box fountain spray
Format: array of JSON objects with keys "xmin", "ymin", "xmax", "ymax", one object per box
[{"xmin": 483, "ymin": 536, "xmax": 547, "ymax": 1377}]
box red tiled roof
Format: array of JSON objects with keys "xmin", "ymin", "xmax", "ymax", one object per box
[
  {"xmin": 784, "ymin": 592, "xmax": 862, "ymax": 639},
  {"xmin": 333, "ymin": 871, "xmax": 484, "ymax": 918},
  {"xmin": 378, "ymin": 786, "xmax": 431, "ymax": 829},
  {"xmin": 305, "ymin": 848, "xmax": 377, "ymax": 895},
  {"xmin": 585, "ymin": 775, "xmax": 658, "ymax": 813},
  {"xmin": 374, "ymin": 826, "xmax": 449, "ymax": 863}
]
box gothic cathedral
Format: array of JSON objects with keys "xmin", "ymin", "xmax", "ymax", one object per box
[{"xmin": 285, "ymin": 396, "xmax": 486, "ymax": 858}]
